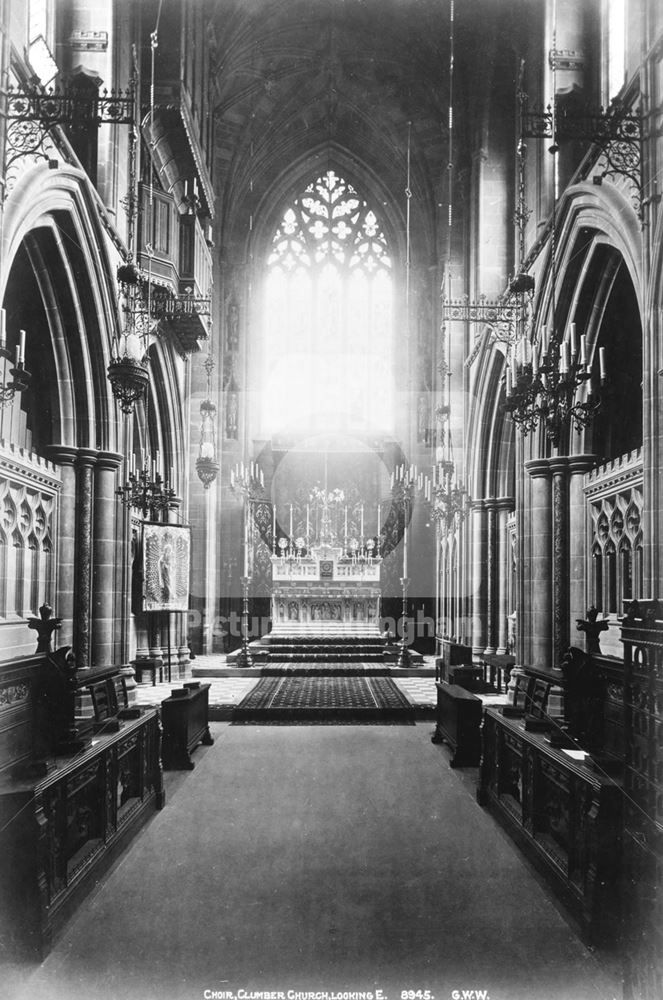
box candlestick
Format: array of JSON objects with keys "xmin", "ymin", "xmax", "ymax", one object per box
[{"xmin": 403, "ymin": 515, "xmax": 408, "ymax": 578}]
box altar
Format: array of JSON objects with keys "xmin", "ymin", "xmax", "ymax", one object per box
[{"xmin": 270, "ymin": 543, "xmax": 382, "ymax": 637}]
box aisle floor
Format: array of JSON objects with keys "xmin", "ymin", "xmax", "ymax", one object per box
[{"xmin": 3, "ymin": 723, "xmax": 623, "ymax": 1000}]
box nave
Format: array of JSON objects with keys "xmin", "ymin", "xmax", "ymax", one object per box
[{"xmin": 4, "ymin": 724, "xmax": 621, "ymax": 1000}]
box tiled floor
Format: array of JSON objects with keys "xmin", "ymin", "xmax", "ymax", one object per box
[
  {"xmin": 132, "ymin": 675, "xmax": 258, "ymax": 709},
  {"xmin": 130, "ymin": 656, "xmax": 509, "ymax": 714}
]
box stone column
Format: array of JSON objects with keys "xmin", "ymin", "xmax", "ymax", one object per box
[
  {"xmin": 484, "ymin": 499, "xmax": 498, "ymax": 654},
  {"xmin": 470, "ymin": 500, "xmax": 488, "ymax": 654},
  {"xmin": 550, "ymin": 457, "xmax": 569, "ymax": 668},
  {"xmin": 91, "ymin": 451, "xmax": 123, "ymax": 669},
  {"xmin": 46, "ymin": 446, "xmax": 78, "ymax": 648},
  {"xmin": 74, "ymin": 449, "xmax": 98, "ymax": 671},
  {"xmin": 525, "ymin": 460, "xmax": 552, "ymax": 669},
  {"xmin": 568, "ymin": 454, "xmax": 596, "ymax": 636},
  {"xmin": 496, "ymin": 498, "xmax": 515, "ymax": 654}
]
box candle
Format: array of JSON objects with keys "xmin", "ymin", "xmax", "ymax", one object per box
[
  {"xmin": 506, "ymin": 367, "xmax": 512, "ymax": 396},
  {"xmin": 18, "ymin": 329, "xmax": 26, "ymax": 364},
  {"xmin": 579, "ymin": 334, "xmax": 588, "ymax": 367},
  {"xmin": 599, "ymin": 346, "xmax": 606, "ymax": 381},
  {"xmin": 540, "ymin": 324, "xmax": 548, "ymax": 355},
  {"xmin": 15, "ymin": 345, "xmax": 20, "ymax": 366},
  {"xmin": 569, "ymin": 323, "xmax": 577, "ymax": 357},
  {"xmin": 0, "ymin": 308, "xmax": 5, "ymax": 349},
  {"xmin": 360, "ymin": 503, "xmax": 364, "ymax": 539},
  {"xmin": 131, "ymin": 453, "xmax": 136, "ymax": 475},
  {"xmin": 289, "ymin": 503, "xmax": 293, "ymax": 539},
  {"xmin": 306, "ymin": 503, "xmax": 310, "ymax": 539},
  {"xmin": 377, "ymin": 502, "xmax": 381, "ymax": 541},
  {"xmin": 272, "ymin": 503, "xmax": 276, "ymax": 545},
  {"xmin": 531, "ymin": 341, "xmax": 539, "ymax": 374},
  {"xmin": 344, "ymin": 505, "xmax": 348, "ymax": 538},
  {"xmin": 244, "ymin": 505, "xmax": 249, "ymax": 576}
]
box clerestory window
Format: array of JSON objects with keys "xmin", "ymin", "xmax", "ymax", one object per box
[{"xmin": 261, "ymin": 170, "xmax": 393, "ymax": 436}]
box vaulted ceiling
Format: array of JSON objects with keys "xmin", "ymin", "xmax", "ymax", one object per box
[{"xmin": 209, "ymin": 0, "xmax": 521, "ymax": 261}]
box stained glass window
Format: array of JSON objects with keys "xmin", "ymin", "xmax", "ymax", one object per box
[{"xmin": 261, "ymin": 170, "xmax": 393, "ymax": 435}]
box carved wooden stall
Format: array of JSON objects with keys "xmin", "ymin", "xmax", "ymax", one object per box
[
  {"xmin": 620, "ymin": 600, "xmax": 663, "ymax": 999},
  {"xmin": 0, "ymin": 652, "xmax": 164, "ymax": 958},
  {"xmin": 477, "ymin": 706, "xmax": 622, "ymax": 944}
]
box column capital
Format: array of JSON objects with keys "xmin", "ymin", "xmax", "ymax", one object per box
[
  {"xmin": 524, "ymin": 459, "xmax": 551, "ymax": 479},
  {"xmin": 46, "ymin": 444, "xmax": 79, "ymax": 466},
  {"xmin": 75, "ymin": 447, "xmax": 100, "ymax": 468},
  {"xmin": 567, "ymin": 453, "xmax": 597, "ymax": 475},
  {"xmin": 548, "ymin": 456, "xmax": 569, "ymax": 477},
  {"xmin": 95, "ymin": 450, "xmax": 124, "ymax": 472},
  {"xmin": 495, "ymin": 496, "xmax": 515, "ymax": 512}
]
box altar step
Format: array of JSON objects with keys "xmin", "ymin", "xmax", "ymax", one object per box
[
  {"xmin": 227, "ymin": 637, "xmax": 423, "ymax": 665},
  {"xmin": 267, "ymin": 623, "xmax": 383, "ymax": 639}
]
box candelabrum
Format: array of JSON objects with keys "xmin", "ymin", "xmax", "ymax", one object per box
[
  {"xmin": 231, "ymin": 461, "xmax": 264, "ymax": 668},
  {"xmin": 391, "ymin": 465, "xmax": 422, "ymax": 668},
  {"xmin": 502, "ymin": 323, "xmax": 605, "ymax": 447},
  {"xmin": 431, "ymin": 459, "xmax": 470, "ymax": 531},
  {"xmin": 116, "ymin": 459, "xmax": 179, "ymax": 519},
  {"xmin": 0, "ymin": 311, "xmax": 30, "ymax": 408}
]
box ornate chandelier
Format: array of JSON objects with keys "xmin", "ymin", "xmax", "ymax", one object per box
[
  {"xmin": 431, "ymin": 458, "xmax": 470, "ymax": 530},
  {"xmin": 0, "ymin": 311, "xmax": 30, "ymax": 408},
  {"xmin": 503, "ymin": 323, "xmax": 605, "ymax": 448},
  {"xmin": 116, "ymin": 455, "xmax": 179, "ymax": 519}
]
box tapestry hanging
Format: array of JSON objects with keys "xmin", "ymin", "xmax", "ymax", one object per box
[{"xmin": 142, "ymin": 522, "xmax": 191, "ymax": 612}]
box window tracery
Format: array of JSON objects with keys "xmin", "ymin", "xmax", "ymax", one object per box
[{"xmin": 262, "ymin": 170, "xmax": 393, "ymax": 434}]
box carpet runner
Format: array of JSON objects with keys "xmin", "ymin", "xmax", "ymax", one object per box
[{"xmin": 233, "ymin": 674, "xmax": 415, "ymax": 724}]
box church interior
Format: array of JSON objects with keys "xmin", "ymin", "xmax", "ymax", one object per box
[{"xmin": 1, "ymin": 1, "xmax": 662, "ymax": 998}]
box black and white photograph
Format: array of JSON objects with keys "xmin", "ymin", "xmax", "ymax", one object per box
[{"xmin": 0, "ymin": 1, "xmax": 660, "ymax": 1000}]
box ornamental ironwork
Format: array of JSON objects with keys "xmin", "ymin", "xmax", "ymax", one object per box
[
  {"xmin": 521, "ymin": 96, "xmax": 643, "ymax": 219},
  {"xmin": 4, "ymin": 83, "xmax": 134, "ymax": 129}
]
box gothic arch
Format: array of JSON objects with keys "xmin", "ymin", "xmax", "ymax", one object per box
[{"xmin": 1, "ymin": 164, "xmax": 121, "ymax": 452}]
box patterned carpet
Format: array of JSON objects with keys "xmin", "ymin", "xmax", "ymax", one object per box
[{"xmin": 233, "ymin": 674, "xmax": 415, "ymax": 724}]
